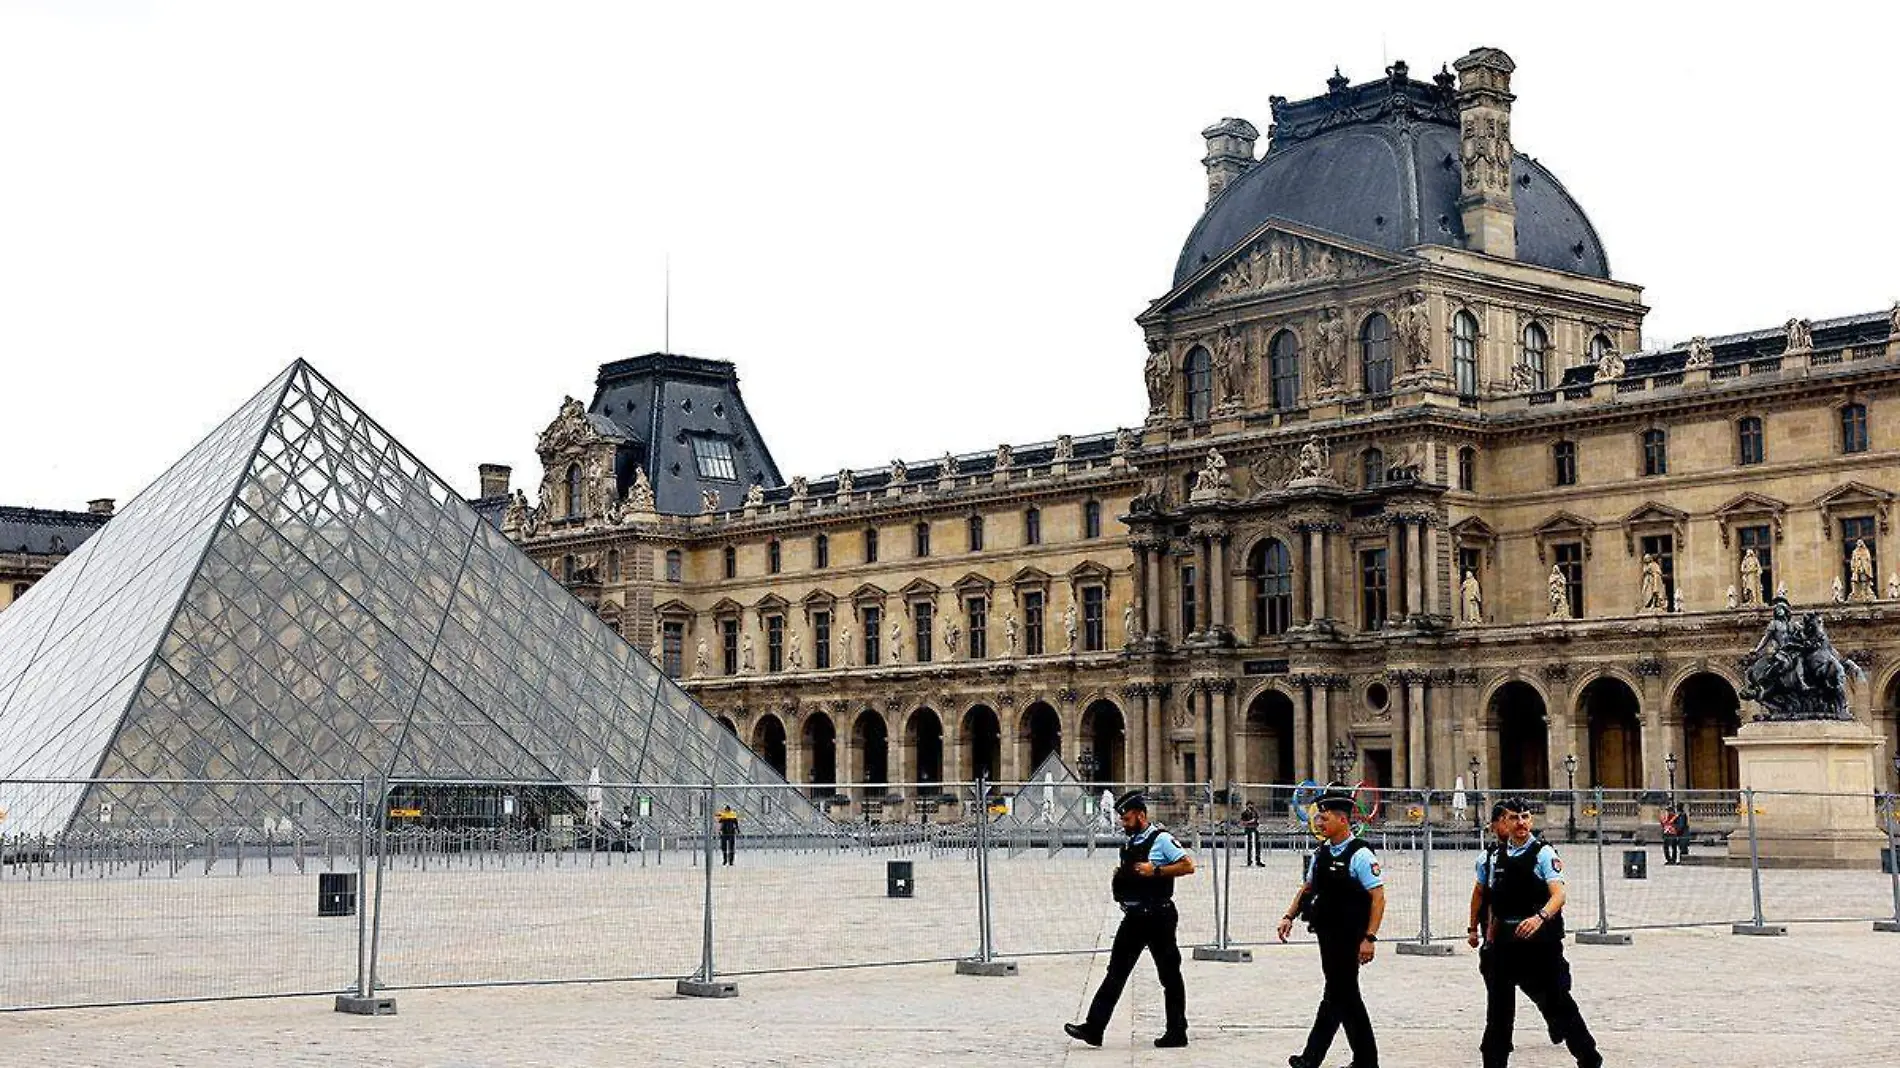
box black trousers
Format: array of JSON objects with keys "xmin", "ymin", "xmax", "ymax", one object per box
[
  {"xmin": 1244, "ymin": 829, "xmax": 1261, "ymax": 865},
  {"xmin": 720, "ymin": 833, "xmax": 736, "ymax": 864},
  {"xmin": 1301, "ymin": 932, "xmax": 1378, "ymax": 1068},
  {"xmin": 1480, "ymin": 939, "xmax": 1599, "ymax": 1067},
  {"xmin": 1662, "ymin": 834, "xmax": 1684, "ymax": 863},
  {"xmin": 1084, "ymin": 904, "xmax": 1186, "ymax": 1035}
]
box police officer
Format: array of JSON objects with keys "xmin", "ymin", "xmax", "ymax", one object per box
[
  {"xmin": 1467, "ymin": 796, "xmax": 1602, "ymax": 1068},
  {"xmin": 1279, "ymin": 787, "xmax": 1384, "ymax": 1068},
  {"xmin": 715, "ymin": 804, "xmax": 739, "ymax": 865},
  {"xmin": 1064, "ymin": 791, "xmax": 1195, "ymax": 1048}
]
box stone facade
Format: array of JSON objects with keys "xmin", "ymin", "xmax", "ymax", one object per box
[
  {"xmin": 0, "ymin": 501, "xmax": 112, "ymax": 612},
  {"xmin": 506, "ymin": 50, "xmax": 1900, "ymax": 809}
]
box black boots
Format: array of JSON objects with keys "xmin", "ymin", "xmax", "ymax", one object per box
[{"xmin": 1063, "ymin": 1023, "xmax": 1103, "ymax": 1047}]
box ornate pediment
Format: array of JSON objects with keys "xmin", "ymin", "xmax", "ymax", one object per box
[
  {"xmin": 899, "ymin": 577, "xmax": 941, "ymax": 601},
  {"xmin": 952, "ymin": 572, "xmax": 995, "ymax": 597},
  {"xmin": 1161, "ymin": 221, "xmax": 1403, "ymax": 315},
  {"xmin": 1814, "ymin": 481, "xmax": 1894, "ymax": 538},
  {"xmin": 848, "ymin": 582, "xmax": 888, "ymax": 603},
  {"xmin": 1008, "ymin": 565, "xmax": 1054, "ymax": 588},
  {"xmin": 1619, "ymin": 501, "xmax": 1689, "ymax": 555},
  {"xmin": 1067, "ymin": 559, "xmax": 1114, "ymax": 593},
  {"xmin": 708, "ymin": 597, "xmax": 744, "ymax": 616},
  {"xmin": 753, "ymin": 592, "xmax": 790, "ymax": 613},
  {"xmin": 653, "ymin": 598, "xmax": 694, "ymax": 619},
  {"xmin": 1712, "ymin": 492, "xmax": 1787, "ymax": 547},
  {"xmin": 800, "ymin": 588, "xmax": 837, "ymax": 608},
  {"xmin": 1532, "ymin": 511, "xmax": 1594, "ymax": 564}
]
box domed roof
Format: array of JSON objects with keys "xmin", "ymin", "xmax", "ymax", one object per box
[{"xmin": 1174, "ymin": 72, "xmax": 1609, "ymax": 287}]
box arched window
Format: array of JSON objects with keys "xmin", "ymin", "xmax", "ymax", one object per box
[
  {"xmin": 1457, "ymin": 447, "xmax": 1476, "ymax": 491},
  {"xmin": 1590, "ymin": 332, "xmax": 1615, "ymax": 363},
  {"xmin": 1841, "ymin": 403, "xmax": 1869, "ymax": 454},
  {"xmin": 1360, "ymin": 313, "xmax": 1393, "ymax": 395},
  {"xmin": 1269, "ymin": 330, "xmax": 1301, "ymax": 410},
  {"xmin": 967, "ymin": 514, "xmax": 985, "ymax": 552},
  {"xmin": 1737, "ymin": 417, "xmax": 1764, "ymax": 466},
  {"xmin": 1251, "ymin": 539, "xmax": 1294, "ymax": 637},
  {"xmin": 1083, "ymin": 500, "xmax": 1101, "ymax": 539},
  {"xmin": 1453, "ymin": 310, "xmax": 1480, "ymax": 398},
  {"xmin": 1520, "ymin": 322, "xmax": 1549, "ymax": 391},
  {"xmin": 1184, "ymin": 346, "xmax": 1213, "ymax": 421},
  {"xmin": 1362, "ymin": 448, "xmax": 1385, "ymax": 488},
  {"xmin": 565, "ymin": 463, "xmax": 584, "ymax": 518}
]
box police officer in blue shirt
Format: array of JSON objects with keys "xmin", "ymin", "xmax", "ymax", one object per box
[
  {"xmin": 1279, "ymin": 787, "xmax": 1384, "ymax": 1068},
  {"xmin": 1065, "ymin": 790, "xmax": 1195, "ymax": 1048},
  {"xmin": 1467, "ymin": 796, "xmax": 1602, "ymax": 1068}
]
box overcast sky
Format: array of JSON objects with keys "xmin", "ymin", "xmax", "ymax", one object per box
[{"xmin": 3, "ymin": 2, "xmax": 1895, "ymax": 511}]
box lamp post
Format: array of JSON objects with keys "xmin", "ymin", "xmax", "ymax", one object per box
[
  {"xmin": 1330, "ymin": 739, "xmax": 1357, "ymax": 784},
  {"xmin": 1078, "ymin": 747, "xmax": 1099, "ymax": 787},
  {"xmin": 1468, "ymin": 754, "xmax": 1483, "ymax": 834},
  {"xmin": 1665, "ymin": 751, "xmax": 1679, "ymax": 806},
  {"xmin": 1563, "ymin": 754, "xmax": 1579, "ymax": 843}
]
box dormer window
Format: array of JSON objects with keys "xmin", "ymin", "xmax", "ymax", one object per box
[{"xmin": 690, "ymin": 436, "xmax": 737, "ymax": 481}]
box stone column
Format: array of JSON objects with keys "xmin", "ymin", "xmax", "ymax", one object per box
[
  {"xmin": 1196, "ymin": 536, "xmax": 1213, "ymax": 634},
  {"xmin": 1124, "ymin": 685, "xmax": 1149, "ymax": 784},
  {"xmin": 1387, "ymin": 521, "xmax": 1406, "ymax": 622},
  {"xmin": 1209, "ymin": 682, "xmax": 1232, "ymax": 789},
  {"xmin": 1407, "ymin": 521, "xmax": 1426, "ymax": 622},
  {"xmin": 1145, "ymin": 542, "xmax": 1164, "ymax": 640},
  {"xmin": 1315, "ymin": 527, "xmax": 1332, "ymax": 624},
  {"xmin": 1407, "ymin": 674, "xmax": 1429, "ymax": 788},
  {"xmin": 1423, "ymin": 521, "xmax": 1441, "ymax": 619},
  {"xmin": 786, "ymin": 723, "xmax": 808, "ymax": 789},
  {"xmin": 1390, "ymin": 678, "xmax": 1410, "ymax": 787},
  {"xmin": 1001, "ymin": 706, "xmax": 1022, "ymax": 785},
  {"xmin": 1293, "ymin": 679, "xmax": 1315, "ymax": 782},
  {"xmin": 1212, "ymin": 534, "xmax": 1230, "ymax": 637},
  {"xmin": 1146, "ymin": 687, "xmax": 1167, "ymax": 785},
  {"xmin": 1311, "ymin": 682, "xmax": 1333, "ymax": 782}
]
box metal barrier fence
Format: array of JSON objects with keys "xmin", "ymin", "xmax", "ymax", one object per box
[{"xmin": 3, "ymin": 776, "xmax": 1896, "ymax": 1010}]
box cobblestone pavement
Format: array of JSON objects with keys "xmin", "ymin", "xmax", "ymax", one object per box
[{"xmin": 2, "ymin": 923, "xmax": 1893, "ymax": 1066}]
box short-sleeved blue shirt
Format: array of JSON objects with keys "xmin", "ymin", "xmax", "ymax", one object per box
[
  {"xmin": 1130, "ymin": 825, "xmax": 1186, "ymax": 866},
  {"xmin": 1304, "ymin": 837, "xmax": 1383, "ymax": 889},
  {"xmin": 1476, "ymin": 839, "xmax": 1564, "ymax": 886}
]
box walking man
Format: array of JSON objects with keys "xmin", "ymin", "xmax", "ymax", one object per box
[
  {"xmin": 1468, "ymin": 796, "xmax": 1602, "ymax": 1068},
  {"xmin": 1279, "ymin": 788, "xmax": 1384, "ymax": 1068},
  {"xmin": 1065, "ymin": 791, "xmax": 1195, "ymax": 1048},
  {"xmin": 1240, "ymin": 798, "xmax": 1262, "ymax": 867},
  {"xmin": 715, "ymin": 803, "xmax": 739, "ymax": 865}
]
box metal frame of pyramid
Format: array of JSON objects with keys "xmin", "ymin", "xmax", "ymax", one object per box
[{"xmin": 0, "ymin": 361, "xmax": 816, "ymax": 839}]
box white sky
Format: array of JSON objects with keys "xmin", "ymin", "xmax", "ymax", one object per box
[{"xmin": 2, "ymin": 2, "xmax": 1896, "ymax": 510}]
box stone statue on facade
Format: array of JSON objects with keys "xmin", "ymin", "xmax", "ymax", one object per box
[
  {"xmin": 1124, "ymin": 601, "xmax": 1137, "ymax": 642},
  {"xmin": 648, "ymin": 627, "xmax": 663, "ymax": 666},
  {"xmin": 1889, "ymin": 574, "xmax": 1899, "ymax": 600},
  {"xmin": 943, "ymin": 618, "xmax": 961, "ymax": 660},
  {"xmin": 836, "ymin": 469, "xmax": 854, "ymax": 496},
  {"xmin": 1889, "ymin": 301, "xmax": 1900, "ymax": 339},
  {"xmin": 1190, "ymin": 447, "xmax": 1232, "ymax": 502},
  {"xmin": 1213, "ymin": 327, "xmax": 1243, "ymax": 405},
  {"xmin": 1053, "ymin": 435, "xmax": 1074, "ymax": 463},
  {"xmin": 1004, "ymin": 612, "xmax": 1019, "ymax": 657},
  {"xmin": 1399, "ymin": 289, "xmax": 1432, "ymax": 370},
  {"xmin": 1850, "ymin": 538, "xmax": 1876, "ymax": 601},
  {"xmin": 1312, "ymin": 307, "xmax": 1346, "ymax": 389},
  {"xmin": 1461, "ymin": 569, "xmax": 1483, "ymax": 624},
  {"xmin": 503, "ymin": 489, "xmax": 529, "ymax": 534},
  {"xmin": 1144, "ymin": 339, "xmax": 1172, "ymax": 416},
  {"xmin": 1294, "ymin": 435, "xmax": 1331, "ymax": 482},
  {"xmin": 1063, "ymin": 602, "xmax": 1078, "ymax": 652},
  {"xmin": 700, "ymin": 488, "xmax": 721, "ymax": 515},
  {"xmin": 693, "ymin": 637, "xmax": 709, "ymax": 678},
  {"xmin": 1784, "ymin": 317, "xmax": 1814, "ymax": 353},
  {"xmin": 838, "ymin": 623, "xmax": 854, "ymax": 668},
  {"xmin": 1672, "ymin": 586, "xmax": 1685, "ymax": 613},
  {"xmin": 1684, "ymin": 336, "xmax": 1714, "ymax": 369},
  {"xmin": 743, "ymin": 482, "xmax": 765, "ymax": 508},
  {"xmin": 1114, "ymin": 428, "xmax": 1137, "ymax": 456},
  {"xmin": 741, "ymin": 633, "xmax": 755, "ymax": 674},
  {"xmin": 994, "ymin": 444, "xmax": 1013, "ymax": 473},
  {"xmin": 1726, "ymin": 585, "xmax": 1739, "ymax": 610},
  {"xmin": 888, "ymin": 459, "xmax": 907, "ymax": 486},
  {"xmin": 1741, "ymin": 599, "xmax": 1863, "ymax": 720},
  {"xmin": 787, "ymin": 629, "xmax": 803, "ymax": 671},
  {"xmin": 1596, "ymin": 346, "xmax": 1626, "ymax": 382},
  {"xmin": 1547, "ymin": 565, "xmax": 1570, "ymax": 620},
  {"xmin": 789, "ymin": 475, "xmax": 809, "ymax": 502},
  {"xmin": 1831, "ymin": 575, "xmax": 1846, "ymax": 604},
  {"xmin": 1509, "ymin": 361, "xmax": 1536, "ymax": 392},
  {"xmin": 1739, "ymin": 548, "xmax": 1763, "ymax": 606},
  {"xmin": 1639, "ymin": 553, "xmax": 1666, "ymax": 611},
  {"xmin": 889, "ymin": 620, "xmax": 902, "ymax": 664}
]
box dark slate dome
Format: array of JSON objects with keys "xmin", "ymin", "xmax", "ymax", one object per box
[{"xmin": 1174, "ymin": 69, "xmax": 1609, "ymax": 287}]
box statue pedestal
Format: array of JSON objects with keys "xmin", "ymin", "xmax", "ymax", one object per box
[{"xmin": 1724, "ymin": 719, "xmax": 1888, "ymax": 868}]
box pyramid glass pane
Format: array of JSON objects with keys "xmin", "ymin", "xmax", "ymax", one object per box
[{"xmin": 0, "ymin": 361, "xmax": 814, "ymax": 839}]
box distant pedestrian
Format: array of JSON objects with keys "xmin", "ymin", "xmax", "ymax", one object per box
[
  {"xmin": 1064, "ymin": 791, "xmax": 1194, "ymax": 1049},
  {"xmin": 1240, "ymin": 800, "xmax": 1262, "ymax": 867},
  {"xmin": 1280, "ymin": 786, "xmax": 1384, "ymax": 1068},
  {"xmin": 1660, "ymin": 805, "xmax": 1688, "ymax": 864},
  {"xmin": 716, "ymin": 804, "xmax": 739, "ymax": 865}
]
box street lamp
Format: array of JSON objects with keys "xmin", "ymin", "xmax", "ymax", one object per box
[
  {"xmin": 1078, "ymin": 747, "xmax": 1099, "ymax": 786},
  {"xmin": 1468, "ymin": 754, "xmax": 1483, "ymax": 834},
  {"xmin": 1563, "ymin": 753, "xmax": 1579, "ymax": 843},
  {"xmin": 1665, "ymin": 751, "xmax": 1679, "ymax": 805},
  {"xmin": 1330, "ymin": 739, "xmax": 1357, "ymax": 784}
]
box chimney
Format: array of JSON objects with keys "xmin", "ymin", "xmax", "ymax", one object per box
[
  {"xmin": 1200, "ymin": 117, "xmax": 1259, "ymax": 203},
  {"xmin": 1452, "ymin": 47, "xmax": 1517, "ymax": 259},
  {"xmin": 478, "ymin": 464, "xmax": 513, "ymax": 498},
  {"xmin": 87, "ymin": 498, "xmax": 115, "ymax": 516}
]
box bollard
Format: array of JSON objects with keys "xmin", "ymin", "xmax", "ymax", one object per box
[
  {"xmin": 1732, "ymin": 788, "xmax": 1787, "ymax": 936},
  {"xmin": 1576, "ymin": 786, "xmax": 1632, "ymax": 946},
  {"xmin": 1399, "ymin": 790, "xmax": 1452, "ymax": 957}
]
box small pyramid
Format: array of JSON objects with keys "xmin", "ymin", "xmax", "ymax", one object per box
[{"xmin": 0, "ymin": 361, "xmax": 809, "ymax": 837}]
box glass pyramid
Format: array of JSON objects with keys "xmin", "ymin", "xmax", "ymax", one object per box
[{"xmin": 0, "ymin": 361, "xmax": 805, "ymax": 838}]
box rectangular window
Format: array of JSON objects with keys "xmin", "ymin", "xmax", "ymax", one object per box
[
  {"xmin": 968, "ymin": 515, "xmax": 984, "ymax": 551},
  {"xmin": 721, "ymin": 618, "xmax": 739, "ymax": 676},
  {"xmin": 864, "ymin": 528, "xmax": 879, "ymax": 564},
  {"xmin": 1025, "ymin": 509, "xmax": 1041, "ymax": 546},
  {"xmin": 967, "ymin": 597, "xmax": 988, "ymax": 659},
  {"xmin": 1023, "ymin": 590, "xmax": 1045, "ymax": 655},
  {"xmin": 1738, "ymin": 418, "xmax": 1765, "ymax": 466},
  {"xmin": 914, "ymin": 602, "xmax": 933, "ymax": 663},
  {"xmin": 767, "ymin": 541, "xmax": 781, "ymax": 574},
  {"xmin": 914, "ymin": 523, "xmax": 930, "ymax": 558},
  {"xmin": 1842, "ymin": 405, "xmax": 1870, "ymax": 454},
  {"xmin": 1555, "ymin": 543, "xmax": 1585, "ymax": 619},
  {"xmin": 815, "ymin": 534, "xmax": 829, "ymax": 569},
  {"xmin": 666, "ymin": 550, "xmax": 682, "ymax": 583},
  {"xmin": 1457, "ymin": 449, "xmax": 1475, "ymax": 492},
  {"xmin": 1553, "ymin": 441, "xmax": 1577, "ymax": 487},
  {"xmin": 1179, "ymin": 564, "xmax": 1197, "ymax": 636},
  {"xmin": 722, "ymin": 546, "xmax": 736, "ymax": 580},
  {"xmin": 1642, "ymin": 430, "xmax": 1668, "ymax": 477},
  {"xmin": 814, "ymin": 610, "xmax": 832, "ymax": 670},
  {"xmin": 862, "ymin": 606, "xmax": 881, "ymax": 665},
  {"xmin": 1841, "ymin": 517, "xmax": 1878, "ymax": 587},
  {"xmin": 1081, "ymin": 586, "xmax": 1105, "ymax": 652},
  {"xmin": 766, "ymin": 615, "xmax": 784, "ymax": 673},
  {"xmin": 1738, "ymin": 525, "xmax": 1774, "ymax": 604},
  {"xmin": 690, "ymin": 436, "xmax": 737, "ymax": 481},
  {"xmin": 1640, "ymin": 533, "xmax": 1676, "ymax": 610},
  {"xmin": 1084, "ymin": 501, "xmax": 1101, "ymax": 540},
  {"xmin": 662, "ymin": 622, "xmax": 684, "ymax": 678},
  {"xmin": 1360, "ymin": 549, "xmax": 1387, "ymax": 631}
]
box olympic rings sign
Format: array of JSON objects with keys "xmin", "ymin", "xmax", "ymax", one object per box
[{"xmin": 1290, "ymin": 779, "xmax": 1382, "ymax": 838}]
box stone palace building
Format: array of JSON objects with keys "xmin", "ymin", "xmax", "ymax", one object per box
[{"xmin": 497, "ymin": 48, "xmax": 1900, "ymax": 808}]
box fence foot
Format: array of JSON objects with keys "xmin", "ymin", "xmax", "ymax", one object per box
[
  {"xmin": 954, "ymin": 958, "xmax": 1018, "ymax": 976},
  {"xmin": 676, "ymin": 978, "xmax": 740, "ymax": 998},
  {"xmin": 1395, "ymin": 941, "xmax": 1454, "ymax": 957},
  {"xmin": 1574, "ymin": 931, "xmax": 1633, "ymax": 946},
  {"xmin": 1873, "ymin": 920, "xmax": 1900, "ymax": 933},
  {"xmin": 1730, "ymin": 923, "xmax": 1788, "ymax": 937},
  {"xmin": 334, "ymin": 994, "xmax": 397, "ymax": 1016},
  {"xmin": 1192, "ymin": 946, "xmax": 1252, "ymax": 963}
]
